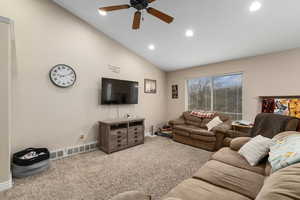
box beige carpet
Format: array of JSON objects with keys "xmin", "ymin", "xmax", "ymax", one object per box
[{"xmin": 1, "ymin": 137, "xmax": 212, "ymax": 200}]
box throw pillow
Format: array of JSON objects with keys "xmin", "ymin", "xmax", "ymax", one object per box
[
  {"xmin": 206, "ymin": 116, "xmax": 223, "ymax": 131},
  {"xmin": 238, "ymin": 135, "xmax": 273, "ymax": 166},
  {"xmin": 269, "ymin": 134, "xmax": 300, "ymax": 172}
]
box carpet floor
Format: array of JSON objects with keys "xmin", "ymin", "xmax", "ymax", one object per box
[{"xmin": 1, "ymin": 137, "xmax": 212, "ymax": 200}]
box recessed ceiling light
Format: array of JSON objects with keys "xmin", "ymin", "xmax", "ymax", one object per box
[
  {"xmin": 185, "ymin": 29, "xmax": 194, "ymax": 37},
  {"xmin": 98, "ymin": 9, "xmax": 107, "ymax": 16},
  {"xmin": 249, "ymin": 1, "xmax": 262, "ymax": 12},
  {"xmin": 148, "ymin": 44, "xmax": 155, "ymax": 51}
]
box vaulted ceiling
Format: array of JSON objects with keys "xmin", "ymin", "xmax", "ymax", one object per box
[{"xmin": 53, "ymin": 0, "xmax": 300, "ymax": 71}]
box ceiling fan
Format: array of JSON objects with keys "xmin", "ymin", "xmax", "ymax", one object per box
[{"xmin": 98, "ymin": 0, "xmax": 174, "ymax": 30}]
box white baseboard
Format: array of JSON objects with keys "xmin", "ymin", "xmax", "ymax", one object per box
[{"xmin": 0, "ymin": 176, "xmax": 12, "ymax": 192}]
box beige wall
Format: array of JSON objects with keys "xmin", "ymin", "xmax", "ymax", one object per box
[
  {"xmin": 167, "ymin": 48, "xmax": 300, "ymax": 122},
  {"xmin": 0, "ymin": 20, "xmax": 11, "ymax": 183},
  {"xmin": 0, "ymin": 0, "xmax": 167, "ymax": 153}
]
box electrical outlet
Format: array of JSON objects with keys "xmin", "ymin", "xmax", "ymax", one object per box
[{"xmin": 80, "ymin": 134, "xmax": 85, "ymax": 140}]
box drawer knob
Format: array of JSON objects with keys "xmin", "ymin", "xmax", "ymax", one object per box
[{"xmin": 117, "ymin": 135, "xmax": 122, "ymax": 138}]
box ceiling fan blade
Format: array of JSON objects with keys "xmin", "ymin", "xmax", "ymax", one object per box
[
  {"xmin": 132, "ymin": 11, "xmax": 141, "ymax": 30},
  {"xmin": 99, "ymin": 4, "xmax": 130, "ymax": 12},
  {"xmin": 148, "ymin": 0, "xmax": 157, "ymax": 3},
  {"xmin": 147, "ymin": 7, "xmax": 174, "ymax": 24}
]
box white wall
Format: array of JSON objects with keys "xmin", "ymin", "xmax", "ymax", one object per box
[
  {"xmin": 0, "ymin": 0, "xmax": 167, "ymax": 153},
  {"xmin": 0, "ymin": 18, "xmax": 12, "ymax": 186},
  {"xmin": 167, "ymin": 48, "xmax": 300, "ymax": 122}
]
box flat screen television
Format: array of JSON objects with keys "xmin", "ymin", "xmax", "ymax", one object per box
[{"xmin": 101, "ymin": 78, "xmax": 139, "ymax": 105}]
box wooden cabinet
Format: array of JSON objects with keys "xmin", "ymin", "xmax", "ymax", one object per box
[{"xmin": 98, "ymin": 118, "xmax": 145, "ymax": 154}]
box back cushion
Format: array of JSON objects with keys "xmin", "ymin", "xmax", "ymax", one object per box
[
  {"xmin": 183, "ymin": 112, "xmax": 202, "ymax": 127},
  {"xmin": 285, "ymin": 119, "xmax": 299, "ymax": 131},
  {"xmin": 200, "ymin": 113, "xmax": 229, "ymax": 128},
  {"xmin": 256, "ymin": 163, "xmax": 300, "ymax": 200},
  {"xmin": 200, "ymin": 118, "xmax": 212, "ymax": 128},
  {"xmin": 273, "ymin": 131, "xmax": 299, "ymax": 141},
  {"xmin": 217, "ymin": 113, "xmax": 230, "ymax": 122}
]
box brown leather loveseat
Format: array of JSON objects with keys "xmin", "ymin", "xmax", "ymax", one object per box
[{"xmin": 169, "ymin": 111, "xmax": 232, "ymax": 151}]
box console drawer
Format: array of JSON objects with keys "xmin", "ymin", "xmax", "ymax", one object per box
[
  {"xmin": 128, "ymin": 137, "xmax": 143, "ymax": 146},
  {"xmin": 110, "ymin": 128, "xmax": 127, "ymax": 140},
  {"xmin": 128, "ymin": 131, "xmax": 143, "ymax": 139},
  {"xmin": 110, "ymin": 138, "xmax": 127, "ymax": 151},
  {"xmin": 129, "ymin": 126, "xmax": 143, "ymax": 133}
]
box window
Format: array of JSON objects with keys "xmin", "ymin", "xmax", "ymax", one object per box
[{"xmin": 187, "ymin": 74, "xmax": 243, "ymax": 120}]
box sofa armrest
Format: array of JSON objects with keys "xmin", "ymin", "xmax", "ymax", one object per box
[
  {"xmin": 169, "ymin": 118, "xmax": 185, "ymax": 126},
  {"xmin": 213, "ymin": 123, "xmax": 232, "ymax": 150},
  {"xmin": 230, "ymin": 137, "xmax": 251, "ymax": 151},
  {"xmin": 226, "ymin": 130, "xmax": 251, "ymax": 138},
  {"xmin": 212, "ymin": 123, "xmax": 232, "ymax": 134}
]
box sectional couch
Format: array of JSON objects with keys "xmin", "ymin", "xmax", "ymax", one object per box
[{"xmin": 163, "ymin": 131, "xmax": 300, "ymax": 200}]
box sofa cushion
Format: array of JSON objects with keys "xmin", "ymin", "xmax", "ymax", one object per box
[
  {"xmin": 185, "ymin": 120, "xmax": 200, "ymax": 127},
  {"xmin": 162, "ymin": 178, "xmax": 251, "ymax": 200},
  {"xmin": 183, "ymin": 112, "xmax": 202, "ymax": 124},
  {"xmin": 200, "ymin": 118, "xmax": 212, "ymax": 128},
  {"xmin": 256, "ymin": 163, "xmax": 300, "ymax": 200},
  {"xmin": 174, "ymin": 125, "xmax": 199, "ymax": 133},
  {"xmin": 190, "ymin": 128, "xmax": 215, "ymax": 137},
  {"xmin": 212, "ymin": 147, "xmax": 266, "ymax": 175},
  {"xmin": 217, "ymin": 113, "xmax": 230, "ymax": 122},
  {"xmin": 173, "ymin": 129, "xmax": 190, "ymax": 137},
  {"xmin": 193, "ymin": 160, "xmax": 264, "ymax": 199},
  {"xmin": 190, "ymin": 134, "xmax": 216, "ymax": 142},
  {"xmin": 265, "ymin": 161, "xmax": 272, "ymax": 176},
  {"xmin": 273, "ymin": 131, "xmax": 299, "ymax": 141},
  {"xmin": 230, "ymin": 137, "xmax": 252, "ymax": 151}
]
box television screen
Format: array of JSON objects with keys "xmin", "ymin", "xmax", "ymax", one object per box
[{"xmin": 101, "ymin": 78, "xmax": 139, "ymax": 105}]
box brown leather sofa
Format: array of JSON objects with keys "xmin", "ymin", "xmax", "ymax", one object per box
[
  {"xmin": 163, "ymin": 131, "xmax": 300, "ymax": 200},
  {"xmin": 169, "ymin": 111, "xmax": 232, "ymax": 151}
]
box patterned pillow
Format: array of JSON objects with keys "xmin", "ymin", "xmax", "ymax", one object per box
[
  {"xmin": 190, "ymin": 110, "xmax": 216, "ymax": 119},
  {"xmin": 269, "ymin": 134, "xmax": 300, "ymax": 172}
]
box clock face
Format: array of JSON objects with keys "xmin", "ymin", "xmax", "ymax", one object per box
[{"xmin": 49, "ymin": 64, "xmax": 76, "ymax": 88}]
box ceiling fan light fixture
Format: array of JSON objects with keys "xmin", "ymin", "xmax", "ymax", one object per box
[
  {"xmin": 185, "ymin": 29, "xmax": 194, "ymax": 37},
  {"xmin": 98, "ymin": 9, "xmax": 107, "ymax": 16},
  {"xmin": 148, "ymin": 44, "xmax": 155, "ymax": 50},
  {"xmin": 249, "ymin": 1, "xmax": 262, "ymax": 12}
]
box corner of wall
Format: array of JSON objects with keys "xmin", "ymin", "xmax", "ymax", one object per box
[{"xmin": 0, "ymin": 174, "xmax": 12, "ymax": 192}]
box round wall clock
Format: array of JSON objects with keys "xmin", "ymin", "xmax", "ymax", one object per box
[{"xmin": 49, "ymin": 64, "xmax": 76, "ymax": 88}]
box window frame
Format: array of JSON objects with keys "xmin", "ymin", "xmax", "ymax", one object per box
[{"xmin": 186, "ymin": 72, "xmax": 244, "ymax": 120}]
